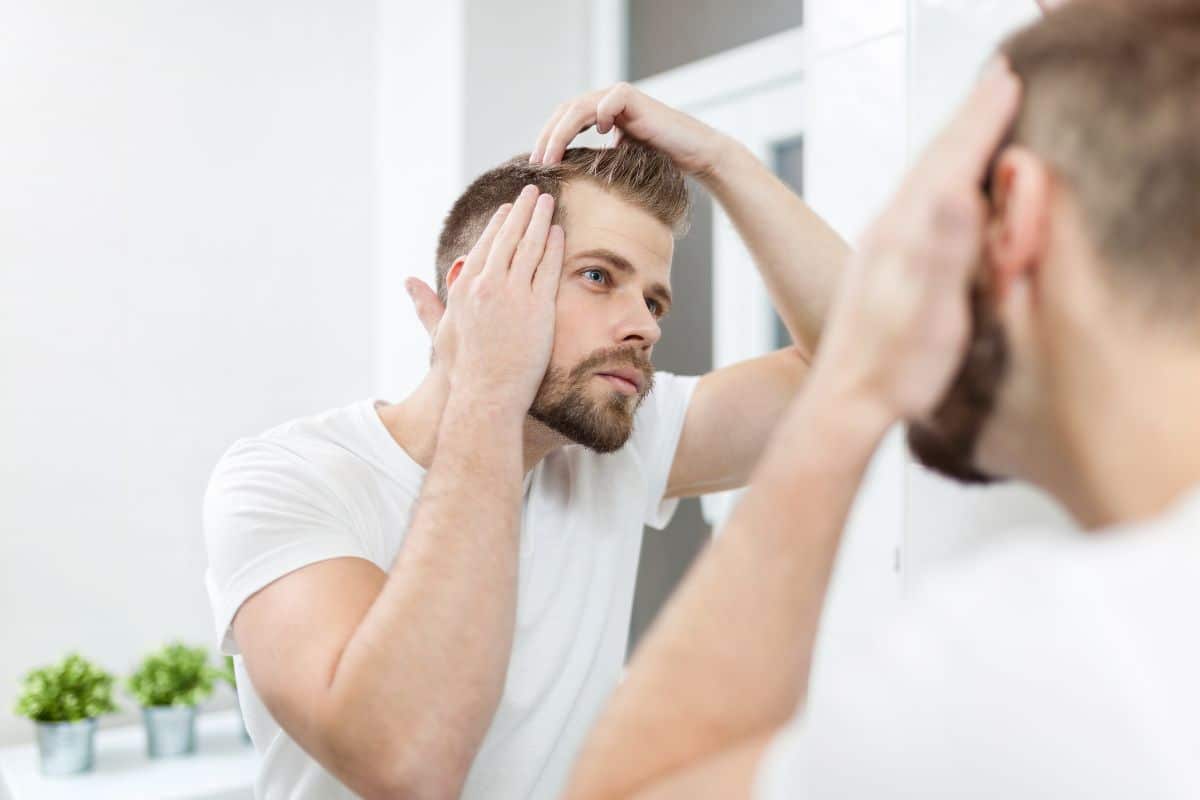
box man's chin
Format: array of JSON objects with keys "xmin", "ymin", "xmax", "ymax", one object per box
[
  {"xmin": 528, "ymin": 400, "xmax": 634, "ymax": 454},
  {"xmin": 906, "ymin": 421, "xmax": 1002, "ymax": 485}
]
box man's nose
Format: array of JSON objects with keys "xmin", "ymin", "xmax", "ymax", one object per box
[{"xmin": 617, "ymin": 297, "xmax": 662, "ymax": 356}]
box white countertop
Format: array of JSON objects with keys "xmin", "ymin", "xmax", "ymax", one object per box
[{"xmin": 0, "ymin": 709, "xmax": 257, "ymax": 800}]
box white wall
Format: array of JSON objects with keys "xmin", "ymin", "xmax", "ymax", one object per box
[
  {"xmin": 371, "ymin": 0, "xmax": 594, "ymax": 401},
  {"xmin": 372, "ymin": 0, "xmax": 465, "ymax": 400},
  {"xmin": 0, "ymin": 0, "xmax": 375, "ymax": 745},
  {"xmin": 1, "ymin": 0, "xmax": 595, "ymax": 748},
  {"xmin": 464, "ymin": 0, "xmax": 594, "ymax": 178}
]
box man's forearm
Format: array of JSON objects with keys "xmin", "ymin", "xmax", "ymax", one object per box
[
  {"xmin": 565, "ymin": 384, "xmax": 890, "ymax": 800},
  {"xmin": 324, "ymin": 389, "xmax": 525, "ymax": 796},
  {"xmin": 701, "ymin": 138, "xmax": 851, "ymax": 357}
]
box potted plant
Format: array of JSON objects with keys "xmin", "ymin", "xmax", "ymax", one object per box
[
  {"xmin": 218, "ymin": 655, "xmax": 251, "ymax": 744},
  {"xmin": 13, "ymin": 653, "xmax": 118, "ymax": 775},
  {"xmin": 127, "ymin": 642, "xmax": 218, "ymax": 758}
]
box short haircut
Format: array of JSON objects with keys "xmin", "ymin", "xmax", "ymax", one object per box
[
  {"xmin": 434, "ymin": 140, "xmax": 690, "ymax": 302},
  {"xmin": 1000, "ymin": 0, "xmax": 1200, "ymax": 325}
]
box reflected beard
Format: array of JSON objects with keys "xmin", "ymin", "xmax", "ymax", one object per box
[
  {"xmin": 906, "ymin": 284, "xmax": 1010, "ymax": 485},
  {"xmin": 529, "ymin": 348, "xmax": 655, "ymax": 454}
]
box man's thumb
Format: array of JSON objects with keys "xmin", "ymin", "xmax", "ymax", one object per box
[{"xmin": 405, "ymin": 278, "xmax": 444, "ymax": 337}]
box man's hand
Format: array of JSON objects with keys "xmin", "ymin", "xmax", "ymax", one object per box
[
  {"xmin": 406, "ymin": 185, "xmax": 564, "ymax": 414},
  {"xmin": 530, "ymin": 83, "xmax": 729, "ymax": 175},
  {"xmin": 806, "ymin": 61, "xmax": 1020, "ymax": 425}
]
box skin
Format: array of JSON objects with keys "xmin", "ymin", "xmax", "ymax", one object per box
[{"xmin": 229, "ymin": 84, "xmax": 852, "ymax": 797}]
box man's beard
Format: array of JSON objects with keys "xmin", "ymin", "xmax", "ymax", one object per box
[
  {"xmin": 529, "ymin": 347, "xmax": 655, "ymax": 454},
  {"xmin": 906, "ymin": 284, "xmax": 1009, "ymax": 484}
]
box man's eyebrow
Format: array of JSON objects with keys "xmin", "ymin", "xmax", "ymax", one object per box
[{"xmin": 572, "ymin": 247, "xmax": 673, "ymax": 311}]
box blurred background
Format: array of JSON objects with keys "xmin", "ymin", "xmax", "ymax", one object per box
[{"xmin": 2, "ymin": 0, "xmax": 1073, "ymax": 777}]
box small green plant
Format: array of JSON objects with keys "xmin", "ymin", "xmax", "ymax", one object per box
[
  {"xmin": 127, "ymin": 643, "xmax": 219, "ymax": 708},
  {"xmin": 14, "ymin": 653, "xmax": 119, "ymax": 723},
  {"xmin": 219, "ymin": 655, "xmax": 237, "ymax": 690}
]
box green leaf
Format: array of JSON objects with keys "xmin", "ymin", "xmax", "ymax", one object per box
[
  {"xmin": 126, "ymin": 642, "xmax": 217, "ymax": 708},
  {"xmin": 13, "ymin": 653, "xmax": 119, "ymax": 723}
]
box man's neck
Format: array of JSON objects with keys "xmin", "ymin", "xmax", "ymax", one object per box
[
  {"xmin": 375, "ymin": 369, "xmax": 567, "ymax": 475},
  {"xmin": 1046, "ymin": 338, "xmax": 1200, "ymax": 530}
]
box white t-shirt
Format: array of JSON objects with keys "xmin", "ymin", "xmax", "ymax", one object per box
[
  {"xmin": 756, "ymin": 485, "xmax": 1200, "ymax": 800},
  {"xmin": 203, "ymin": 372, "xmax": 699, "ymax": 800}
]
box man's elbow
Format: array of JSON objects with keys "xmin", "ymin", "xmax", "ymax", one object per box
[{"xmin": 317, "ymin": 712, "xmax": 471, "ymax": 800}]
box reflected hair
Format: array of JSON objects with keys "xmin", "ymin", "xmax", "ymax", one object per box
[{"xmin": 434, "ymin": 140, "xmax": 690, "ymax": 303}]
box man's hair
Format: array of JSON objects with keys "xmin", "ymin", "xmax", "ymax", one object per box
[
  {"xmin": 999, "ymin": 0, "xmax": 1200, "ymax": 324},
  {"xmin": 434, "ymin": 140, "xmax": 690, "ymax": 302}
]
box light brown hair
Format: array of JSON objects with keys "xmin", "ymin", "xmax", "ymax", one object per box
[
  {"xmin": 434, "ymin": 140, "xmax": 690, "ymax": 302},
  {"xmin": 999, "ymin": 0, "xmax": 1200, "ymax": 322}
]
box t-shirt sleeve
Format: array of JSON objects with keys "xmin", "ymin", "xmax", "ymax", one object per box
[
  {"xmin": 202, "ymin": 438, "xmax": 374, "ymax": 655},
  {"xmin": 754, "ymin": 537, "xmax": 1142, "ymax": 800},
  {"xmin": 628, "ymin": 371, "xmax": 701, "ymax": 530}
]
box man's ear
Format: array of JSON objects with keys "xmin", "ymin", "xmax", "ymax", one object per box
[
  {"xmin": 986, "ymin": 146, "xmax": 1052, "ymax": 301},
  {"xmin": 445, "ymin": 256, "xmax": 467, "ymax": 293}
]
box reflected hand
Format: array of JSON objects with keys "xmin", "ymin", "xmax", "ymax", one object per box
[
  {"xmin": 406, "ymin": 186, "xmax": 565, "ymax": 413},
  {"xmin": 806, "ymin": 62, "xmax": 1021, "ymax": 424},
  {"xmin": 529, "ymin": 83, "xmax": 728, "ymax": 176}
]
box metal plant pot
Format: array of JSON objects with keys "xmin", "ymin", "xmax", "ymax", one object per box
[
  {"xmin": 35, "ymin": 717, "xmax": 97, "ymax": 775},
  {"xmin": 142, "ymin": 705, "xmax": 197, "ymax": 758}
]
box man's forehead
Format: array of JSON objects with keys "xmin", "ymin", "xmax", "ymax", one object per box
[{"xmin": 559, "ymin": 180, "xmax": 674, "ymax": 279}]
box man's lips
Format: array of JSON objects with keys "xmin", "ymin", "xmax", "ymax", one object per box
[{"xmin": 595, "ymin": 368, "xmax": 645, "ymax": 395}]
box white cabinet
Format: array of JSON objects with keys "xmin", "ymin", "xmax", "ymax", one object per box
[{"xmin": 0, "ymin": 711, "xmax": 255, "ymax": 800}]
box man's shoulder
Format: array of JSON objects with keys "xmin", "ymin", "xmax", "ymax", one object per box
[{"xmin": 206, "ymin": 400, "xmax": 383, "ymax": 507}]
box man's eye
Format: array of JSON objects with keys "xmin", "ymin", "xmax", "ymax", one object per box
[
  {"xmin": 646, "ymin": 298, "xmax": 661, "ymax": 315},
  {"xmin": 582, "ymin": 268, "xmax": 606, "ymax": 284}
]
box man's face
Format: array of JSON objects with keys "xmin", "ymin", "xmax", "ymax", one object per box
[
  {"xmin": 906, "ymin": 279, "xmax": 1010, "ymax": 484},
  {"xmin": 528, "ymin": 180, "xmax": 675, "ymax": 453},
  {"xmin": 906, "ymin": 154, "xmax": 1017, "ymax": 484}
]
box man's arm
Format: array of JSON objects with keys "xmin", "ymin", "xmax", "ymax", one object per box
[
  {"xmin": 533, "ymin": 85, "xmax": 850, "ymax": 498},
  {"xmin": 231, "ymin": 189, "xmax": 565, "ymax": 799},
  {"xmin": 565, "ymin": 376, "xmax": 891, "ymax": 799},
  {"xmin": 562, "ymin": 63, "xmax": 1022, "ymax": 799}
]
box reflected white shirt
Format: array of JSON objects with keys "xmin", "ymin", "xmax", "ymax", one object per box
[{"xmin": 756, "ymin": 486, "xmax": 1200, "ymax": 800}]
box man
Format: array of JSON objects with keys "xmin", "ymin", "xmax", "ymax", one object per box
[
  {"xmin": 203, "ymin": 91, "xmax": 849, "ymax": 796},
  {"xmin": 560, "ymin": 2, "xmax": 1200, "ymax": 798}
]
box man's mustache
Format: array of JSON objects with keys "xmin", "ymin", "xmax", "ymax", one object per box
[{"xmin": 568, "ymin": 347, "xmax": 654, "ymax": 390}]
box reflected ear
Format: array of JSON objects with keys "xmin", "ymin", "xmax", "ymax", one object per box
[
  {"xmin": 986, "ymin": 146, "xmax": 1052, "ymax": 300},
  {"xmin": 445, "ymin": 256, "xmax": 467, "ymax": 293}
]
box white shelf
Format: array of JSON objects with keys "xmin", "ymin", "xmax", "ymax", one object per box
[{"xmin": 0, "ymin": 710, "xmax": 256, "ymax": 800}]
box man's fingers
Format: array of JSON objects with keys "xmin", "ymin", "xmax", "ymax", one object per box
[
  {"xmin": 511, "ymin": 193, "xmax": 555, "ymax": 285},
  {"xmin": 927, "ymin": 193, "xmax": 985, "ymax": 288},
  {"xmin": 531, "ymin": 104, "xmax": 568, "ymax": 164},
  {"xmin": 595, "ymin": 84, "xmax": 632, "ymax": 135},
  {"xmin": 920, "ymin": 60, "xmax": 1021, "ymax": 187},
  {"xmin": 542, "ymin": 103, "xmax": 598, "ymax": 166},
  {"xmin": 405, "ymin": 277, "xmax": 445, "ymax": 337},
  {"xmin": 460, "ymin": 203, "xmax": 512, "ymax": 283},
  {"xmin": 533, "ymin": 225, "xmax": 565, "ymax": 299},
  {"xmin": 482, "ymin": 185, "xmax": 540, "ymax": 278}
]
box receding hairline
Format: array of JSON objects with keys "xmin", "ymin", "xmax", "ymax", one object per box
[{"xmin": 434, "ymin": 142, "xmax": 690, "ymax": 301}]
